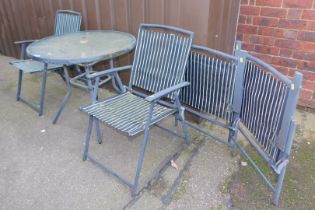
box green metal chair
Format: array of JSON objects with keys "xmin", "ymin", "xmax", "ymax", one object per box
[
  {"xmin": 10, "ymin": 10, "xmax": 82, "ymax": 116},
  {"xmin": 81, "ymin": 24, "xmax": 194, "ymax": 195}
]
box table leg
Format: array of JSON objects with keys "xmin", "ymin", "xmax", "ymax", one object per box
[
  {"xmin": 39, "ymin": 63, "xmax": 48, "ymax": 116},
  {"xmin": 52, "ymin": 65, "xmax": 72, "ymax": 124},
  {"xmin": 109, "ymin": 59, "xmax": 125, "ymax": 93}
]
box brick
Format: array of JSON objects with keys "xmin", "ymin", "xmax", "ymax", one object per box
[
  {"xmin": 237, "ymin": 33, "xmax": 243, "ymax": 41},
  {"xmin": 255, "ymin": 45, "xmax": 279, "ymax": 55},
  {"xmin": 293, "ymin": 51, "xmax": 315, "ymax": 61},
  {"xmin": 297, "ymin": 31, "xmax": 315, "ymax": 42},
  {"xmin": 253, "ymin": 17, "xmax": 279, "ymax": 27},
  {"xmin": 251, "ymin": 52, "xmax": 273, "ymax": 63},
  {"xmin": 303, "ymin": 80, "xmax": 315, "ymax": 90},
  {"xmin": 307, "ymin": 21, "xmax": 315, "ymax": 30},
  {"xmin": 256, "ymin": 0, "xmax": 282, "ymax": 7},
  {"xmin": 249, "ymin": 0, "xmax": 255, "ymax": 5},
  {"xmin": 273, "ymin": 65, "xmax": 290, "ymax": 75},
  {"xmin": 279, "ymin": 49, "xmax": 293, "ymax": 57},
  {"xmin": 238, "ymin": 24, "xmax": 258, "ymax": 34},
  {"xmin": 241, "ymin": 0, "xmax": 249, "ymax": 4},
  {"xmin": 250, "ymin": 35, "xmax": 274, "ymax": 45},
  {"xmin": 300, "ymin": 89, "xmax": 313, "ymax": 99},
  {"xmin": 246, "ymin": 16, "xmax": 253, "ymax": 24},
  {"xmin": 301, "ymin": 42, "xmax": 315, "ymax": 52},
  {"xmin": 299, "ymin": 70, "xmax": 315, "ymax": 80},
  {"xmin": 243, "ymin": 43, "xmax": 255, "ymax": 51},
  {"xmin": 298, "ymin": 61, "xmax": 315, "ymax": 72},
  {"xmin": 279, "ymin": 19, "xmax": 307, "ymax": 29},
  {"xmin": 274, "ymin": 29, "xmax": 298, "ymax": 39},
  {"xmin": 271, "ymin": 57, "xmax": 298, "ymax": 68},
  {"xmin": 283, "ymin": 0, "xmax": 313, "ymax": 9},
  {"xmin": 258, "ymin": 27, "xmax": 274, "ymax": 36},
  {"xmin": 260, "ymin": 8, "xmax": 287, "ymax": 18},
  {"xmin": 275, "ymin": 39, "xmax": 301, "ymax": 49},
  {"xmin": 302, "ymin": 10, "xmax": 315, "ymax": 20},
  {"xmin": 298, "ymin": 97, "xmax": 315, "ymax": 109},
  {"xmin": 243, "ymin": 34, "xmax": 251, "ymax": 42},
  {"xmin": 240, "ymin": 6, "xmax": 260, "ymax": 16},
  {"xmin": 287, "ymin": 9, "xmax": 303, "ymax": 19},
  {"xmin": 239, "ymin": 15, "xmax": 246, "ymax": 24}
]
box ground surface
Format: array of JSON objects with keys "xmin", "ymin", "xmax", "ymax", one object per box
[
  {"xmin": 0, "ymin": 54, "xmax": 314, "ymax": 210},
  {"xmin": 0, "ymin": 55, "xmax": 235, "ymax": 210}
]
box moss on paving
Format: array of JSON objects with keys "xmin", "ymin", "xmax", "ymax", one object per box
[{"xmin": 228, "ymin": 110, "xmax": 315, "ymax": 210}]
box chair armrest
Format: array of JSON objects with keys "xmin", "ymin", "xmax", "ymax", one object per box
[
  {"xmin": 145, "ymin": 82, "xmax": 190, "ymax": 102},
  {"xmin": 14, "ymin": 40, "xmax": 37, "ymax": 45},
  {"xmin": 86, "ymin": 65, "xmax": 132, "ymax": 79}
]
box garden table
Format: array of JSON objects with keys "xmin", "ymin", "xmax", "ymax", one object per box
[{"xmin": 26, "ymin": 30, "xmax": 136, "ymax": 123}]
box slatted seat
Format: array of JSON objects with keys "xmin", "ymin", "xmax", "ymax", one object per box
[
  {"xmin": 82, "ymin": 92, "xmax": 176, "ymax": 136},
  {"xmin": 10, "ymin": 59, "xmax": 62, "ymax": 73}
]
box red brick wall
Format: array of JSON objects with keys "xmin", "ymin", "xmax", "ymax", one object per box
[{"xmin": 237, "ymin": 0, "xmax": 315, "ymax": 108}]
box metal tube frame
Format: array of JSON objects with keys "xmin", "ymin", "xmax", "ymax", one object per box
[{"xmin": 16, "ymin": 63, "xmax": 48, "ymax": 116}]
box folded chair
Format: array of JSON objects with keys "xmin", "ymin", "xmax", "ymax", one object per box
[
  {"xmin": 180, "ymin": 43, "xmax": 302, "ymax": 205},
  {"xmin": 236, "ymin": 49, "xmax": 302, "ymax": 205},
  {"xmin": 10, "ymin": 10, "xmax": 82, "ymax": 116},
  {"xmin": 81, "ymin": 24, "xmax": 194, "ymax": 195}
]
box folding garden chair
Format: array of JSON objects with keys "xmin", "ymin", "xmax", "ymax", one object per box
[
  {"xmin": 10, "ymin": 10, "xmax": 82, "ymax": 116},
  {"xmin": 180, "ymin": 43, "xmax": 302, "ymax": 205},
  {"xmin": 81, "ymin": 24, "xmax": 194, "ymax": 195},
  {"xmin": 236, "ymin": 49, "xmax": 302, "ymax": 205}
]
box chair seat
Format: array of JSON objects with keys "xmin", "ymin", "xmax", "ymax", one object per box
[
  {"xmin": 10, "ymin": 59, "xmax": 62, "ymax": 73},
  {"xmin": 81, "ymin": 92, "xmax": 176, "ymax": 136}
]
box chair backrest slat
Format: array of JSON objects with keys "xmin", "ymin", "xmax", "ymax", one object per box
[
  {"xmin": 130, "ymin": 24, "xmax": 193, "ymax": 99},
  {"xmin": 54, "ymin": 10, "xmax": 82, "ymax": 36}
]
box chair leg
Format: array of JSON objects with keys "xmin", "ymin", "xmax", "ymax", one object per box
[
  {"xmin": 95, "ymin": 119, "xmax": 103, "ymax": 144},
  {"xmin": 16, "ymin": 70, "xmax": 23, "ymax": 101},
  {"xmin": 178, "ymin": 107, "xmax": 191, "ymax": 145},
  {"xmin": 83, "ymin": 115, "xmax": 94, "ymax": 161},
  {"xmin": 132, "ymin": 103, "xmax": 155, "ymax": 196},
  {"xmin": 181, "ymin": 119, "xmax": 191, "ymax": 145},
  {"xmin": 132, "ymin": 124, "xmax": 151, "ymax": 196},
  {"xmin": 174, "ymin": 114, "xmax": 179, "ymax": 127},
  {"xmin": 272, "ymin": 166, "xmax": 287, "ymax": 205},
  {"xmin": 39, "ymin": 67, "xmax": 48, "ymax": 116}
]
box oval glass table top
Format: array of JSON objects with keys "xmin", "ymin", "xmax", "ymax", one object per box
[{"xmin": 27, "ymin": 30, "xmax": 136, "ymax": 65}]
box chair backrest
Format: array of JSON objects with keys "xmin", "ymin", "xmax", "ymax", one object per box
[
  {"xmin": 130, "ymin": 24, "xmax": 194, "ymax": 99},
  {"xmin": 240, "ymin": 54, "xmax": 302, "ymax": 165},
  {"xmin": 54, "ymin": 10, "xmax": 82, "ymax": 36},
  {"xmin": 180, "ymin": 45, "xmax": 239, "ymax": 122}
]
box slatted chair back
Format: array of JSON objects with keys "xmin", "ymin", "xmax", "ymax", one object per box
[
  {"xmin": 130, "ymin": 24, "xmax": 194, "ymax": 99},
  {"xmin": 54, "ymin": 10, "xmax": 82, "ymax": 36},
  {"xmin": 240, "ymin": 54, "xmax": 302, "ymax": 169},
  {"xmin": 180, "ymin": 45, "xmax": 239, "ymax": 123}
]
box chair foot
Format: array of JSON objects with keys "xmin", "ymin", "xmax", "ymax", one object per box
[
  {"xmin": 83, "ymin": 154, "xmax": 88, "ymax": 161},
  {"xmin": 83, "ymin": 116, "xmax": 94, "ymax": 161},
  {"xmin": 272, "ymin": 166, "xmax": 287, "ymax": 205}
]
